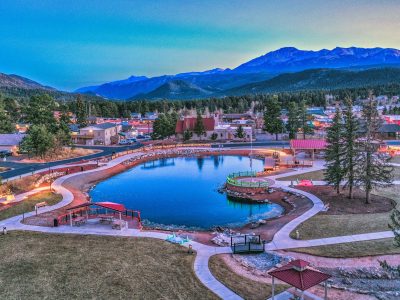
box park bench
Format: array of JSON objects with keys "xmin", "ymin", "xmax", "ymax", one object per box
[{"xmin": 34, "ymin": 202, "xmax": 47, "ymax": 215}]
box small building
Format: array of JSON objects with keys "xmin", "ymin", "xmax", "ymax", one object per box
[
  {"xmin": 377, "ymin": 124, "xmax": 400, "ymax": 139},
  {"xmin": 130, "ymin": 112, "xmax": 142, "ymax": 120},
  {"xmin": 214, "ymin": 124, "xmax": 252, "ymax": 141},
  {"xmin": 0, "ymin": 133, "xmax": 26, "ymax": 154},
  {"xmin": 74, "ymin": 123, "xmax": 122, "ymax": 146}
]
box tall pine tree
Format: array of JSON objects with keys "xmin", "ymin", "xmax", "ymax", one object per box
[
  {"xmin": 298, "ymin": 100, "xmax": 313, "ymax": 139},
  {"xmin": 263, "ymin": 97, "xmax": 283, "ymax": 140},
  {"xmin": 324, "ymin": 106, "xmax": 344, "ymax": 194},
  {"xmin": 194, "ymin": 111, "xmax": 206, "ymax": 139},
  {"xmin": 342, "ymin": 97, "xmax": 358, "ymax": 199},
  {"xmin": 354, "ymin": 95, "xmax": 393, "ymax": 204},
  {"xmin": 286, "ymin": 101, "xmax": 299, "ymax": 139}
]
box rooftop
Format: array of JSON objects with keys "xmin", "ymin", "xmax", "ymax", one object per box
[{"xmin": 0, "ymin": 133, "xmax": 26, "ymax": 146}]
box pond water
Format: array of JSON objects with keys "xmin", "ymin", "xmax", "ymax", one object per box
[{"xmin": 89, "ymin": 155, "xmax": 284, "ymax": 230}]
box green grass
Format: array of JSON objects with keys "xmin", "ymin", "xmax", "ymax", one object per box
[
  {"xmin": 0, "ymin": 192, "xmax": 62, "ymax": 221},
  {"xmin": 290, "ymin": 185, "xmax": 400, "ymax": 240},
  {"xmin": 0, "ymin": 231, "xmax": 217, "ymax": 299},
  {"xmin": 290, "ymin": 238, "xmax": 400, "ymax": 258},
  {"xmin": 392, "ymin": 166, "xmax": 400, "ymax": 180},
  {"xmin": 209, "ymin": 255, "xmax": 288, "ymax": 300},
  {"xmin": 276, "ymin": 169, "xmax": 325, "ymax": 181}
]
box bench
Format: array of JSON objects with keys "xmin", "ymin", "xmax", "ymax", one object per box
[
  {"xmin": 112, "ymin": 219, "xmax": 127, "ymax": 230},
  {"xmin": 35, "ymin": 202, "xmax": 47, "ymax": 215},
  {"xmin": 73, "ymin": 216, "xmax": 87, "ymax": 226}
]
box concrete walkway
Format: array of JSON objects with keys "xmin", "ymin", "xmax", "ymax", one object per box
[{"xmin": 0, "ymin": 152, "xmax": 397, "ymax": 300}]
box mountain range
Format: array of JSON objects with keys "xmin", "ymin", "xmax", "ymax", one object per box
[
  {"xmin": 2, "ymin": 47, "xmax": 400, "ymax": 101},
  {"xmin": 74, "ymin": 47, "xmax": 400, "ymax": 100}
]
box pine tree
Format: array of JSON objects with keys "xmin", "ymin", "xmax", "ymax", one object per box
[
  {"xmin": 235, "ymin": 125, "xmax": 245, "ymax": 139},
  {"xmin": 389, "ymin": 208, "xmax": 400, "ymax": 247},
  {"xmin": 263, "ymin": 97, "xmax": 283, "ymax": 140},
  {"xmin": 286, "ymin": 101, "xmax": 299, "ymax": 139},
  {"xmin": 20, "ymin": 125, "xmax": 55, "ymax": 159},
  {"xmin": 183, "ymin": 130, "xmax": 193, "ymax": 141},
  {"xmin": 76, "ymin": 95, "xmax": 87, "ymax": 127},
  {"xmin": 194, "ymin": 111, "xmax": 206, "ymax": 139},
  {"xmin": 25, "ymin": 94, "xmax": 58, "ymax": 133},
  {"xmin": 324, "ymin": 106, "xmax": 344, "ymax": 194},
  {"xmin": 298, "ymin": 100, "xmax": 313, "ymax": 139},
  {"xmin": 354, "ymin": 95, "xmax": 393, "ymax": 204},
  {"xmin": 0, "ymin": 98, "xmax": 13, "ymax": 133},
  {"xmin": 342, "ymin": 97, "xmax": 358, "ymax": 199}
]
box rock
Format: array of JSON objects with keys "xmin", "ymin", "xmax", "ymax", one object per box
[{"xmin": 342, "ymin": 278, "xmax": 352, "ymax": 285}]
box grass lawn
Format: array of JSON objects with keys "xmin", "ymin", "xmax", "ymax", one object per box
[
  {"xmin": 276, "ymin": 169, "xmax": 325, "ymax": 181},
  {"xmin": 209, "ymin": 255, "xmax": 288, "ymax": 300},
  {"xmin": 392, "ymin": 166, "xmax": 400, "ymax": 180},
  {"xmin": 0, "ymin": 231, "xmax": 217, "ymax": 299},
  {"xmin": 290, "ymin": 185, "xmax": 400, "ymax": 240},
  {"xmin": 289, "ymin": 238, "xmax": 400, "ymax": 258},
  {"xmin": 390, "ymin": 156, "xmax": 400, "ymax": 164},
  {"xmin": 0, "ymin": 192, "xmax": 62, "ymax": 221}
]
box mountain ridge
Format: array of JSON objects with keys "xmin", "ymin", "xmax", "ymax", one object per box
[{"xmin": 76, "ymin": 46, "xmax": 400, "ymax": 100}]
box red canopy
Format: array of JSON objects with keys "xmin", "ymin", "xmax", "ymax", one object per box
[
  {"xmin": 268, "ymin": 259, "xmax": 331, "ymax": 291},
  {"xmin": 96, "ymin": 202, "xmax": 126, "ymax": 212},
  {"xmin": 290, "ymin": 139, "xmax": 327, "ymax": 150},
  {"xmin": 67, "ymin": 201, "xmax": 126, "ymax": 212}
]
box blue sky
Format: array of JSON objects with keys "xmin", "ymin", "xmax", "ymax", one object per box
[{"xmin": 1, "ymin": 0, "xmax": 399, "ymax": 91}]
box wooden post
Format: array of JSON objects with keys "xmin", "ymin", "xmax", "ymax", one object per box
[
  {"xmin": 271, "ymin": 277, "xmax": 275, "ymax": 300},
  {"xmin": 324, "ymin": 281, "xmax": 328, "ymax": 299},
  {"xmin": 119, "ymin": 212, "xmax": 122, "ymax": 220},
  {"xmin": 69, "ymin": 212, "xmax": 73, "ymax": 226}
]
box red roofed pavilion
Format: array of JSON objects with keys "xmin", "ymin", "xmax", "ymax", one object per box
[
  {"xmin": 268, "ymin": 259, "xmax": 331, "ymax": 299},
  {"xmin": 290, "ymin": 139, "xmax": 327, "ymax": 160}
]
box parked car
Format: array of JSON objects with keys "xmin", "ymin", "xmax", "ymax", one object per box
[
  {"xmin": 118, "ymin": 140, "xmax": 131, "ymax": 145},
  {"xmin": 136, "ymin": 135, "xmax": 151, "ymax": 141},
  {"xmin": 0, "ymin": 149, "xmax": 12, "ymax": 157}
]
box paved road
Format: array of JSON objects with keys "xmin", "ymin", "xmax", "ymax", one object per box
[
  {"xmin": 0, "ymin": 140, "xmax": 289, "ymax": 179},
  {"xmin": 211, "ymin": 141, "xmax": 289, "ymax": 148},
  {"xmin": 0, "ymin": 144, "xmax": 142, "ymax": 179}
]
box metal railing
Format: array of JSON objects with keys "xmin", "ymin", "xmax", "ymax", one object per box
[{"xmin": 226, "ymin": 171, "xmax": 269, "ymax": 188}]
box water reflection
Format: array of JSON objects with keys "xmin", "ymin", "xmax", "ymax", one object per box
[{"xmin": 90, "ymin": 155, "xmax": 283, "ymax": 229}]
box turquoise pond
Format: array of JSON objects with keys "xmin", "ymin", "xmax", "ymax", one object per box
[{"xmin": 89, "ymin": 155, "xmax": 284, "ymax": 230}]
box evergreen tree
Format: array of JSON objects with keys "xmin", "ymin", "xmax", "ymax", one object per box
[
  {"xmin": 342, "ymin": 97, "xmax": 359, "ymax": 199},
  {"xmin": 194, "ymin": 111, "xmax": 206, "ymax": 139},
  {"xmin": 286, "ymin": 101, "xmax": 299, "ymax": 139},
  {"xmin": 389, "ymin": 208, "xmax": 400, "ymax": 247},
  {"xmin": 354, "ymin": 96, "xmax": 393, "ymax": 204},
  {"xmin": 0, "ymin": 98, "xmax": 13, "ymax": 133},
  {"xmin": 210, "ymin": 132, "xmax": 218, "ymax": 141},
  {"xmin": 57, "ymin": 112, "xmax": 72, "ymax": 146},
  {"xmin": 20, "ymin": 125, "xmax": 55, "ymax": 159},
  {"xmin": 183, "ymin": 130, "xmax": 193, "ymax": 141},
  {"xmin": 324, "ymin": 107, "xmax": 344, "ymax": 194},
  {"xmin": 263, "ymin": 97, "xmax": 283, "ymax": 140},
  {"xmin": 235, "ymin": 125, "xmax": 245, "ymax": 139},
  {"xmin": 76, "ymin": 95, "xmax": 87, "ymax": 127},
  {"xmin": 25, "ymin": 94, "xmax": 57, "ymax": 133},
  {"xmin": 298, "ymin": 100, "xmax": 314, "ymax": 139},
  {"xmin": 151, "ymin": 114, "xmax": 170, "ymax": 140}
]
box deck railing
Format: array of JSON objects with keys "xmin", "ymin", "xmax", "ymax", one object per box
[{"xmin": 226, "ymin": 171, "xmax": 269, "ymax": 188}]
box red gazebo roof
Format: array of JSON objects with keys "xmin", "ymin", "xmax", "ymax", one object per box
[
  {"xmin": 268, "ymin": 259, "xmax": 331, "ymax": 291},
  {"xmin": 67, "ymin": 201, "xmax": 126, "ymax": 212},
  {"xmin": 290, "ymin": 139, "xmax": 327, "ymax": 150}
]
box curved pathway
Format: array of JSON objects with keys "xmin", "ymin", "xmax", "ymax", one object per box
[{"xmin": 0, "ymin": 152, "xmax": 396, "ymax": 299}]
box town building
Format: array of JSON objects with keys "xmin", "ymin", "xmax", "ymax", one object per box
[
  {"xmin": 73, "ymin": 123, "xmax": 122, "ymax": 146},
  {"xmin": 0, "ymin": 133, "xmax": 26, "ymax": 154}
]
